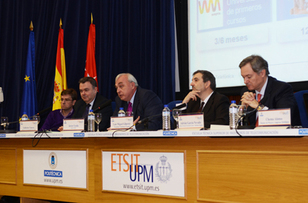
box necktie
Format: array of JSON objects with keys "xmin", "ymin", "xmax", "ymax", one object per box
[
  {"xmin": 255, "ymin": 94, "xmax": 262, "ymax": 127},
  {"xmin": 83, "ymin": 104, "xmax": 91, "ymax": 118},
  {"xmin": 127, "ymin": 102, "xmax": 132, "ymax": 116},
  {"xmin": 197, "ymin": 102, "xmax": 205, "ymax": 113}
]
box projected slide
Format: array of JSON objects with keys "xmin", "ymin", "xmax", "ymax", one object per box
[{"xmin": 189, "ymin": 0, "xmax": 308, "ymax": 88}]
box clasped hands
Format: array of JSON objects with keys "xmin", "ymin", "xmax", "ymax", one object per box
[{"xmin": 241, "ymin": 92, "xmax": 259, "ymax": 109}]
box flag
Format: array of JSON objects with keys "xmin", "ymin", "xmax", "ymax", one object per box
[
  {"xmin": 85, "ymin": 20, "xmax": 99, "ymax": 91},
  {"xmin": 52, "ymin": 21, "xmax": 67, "ymax": 110},
  {"xmin": 20, "ymin": 26, "xmax": 38, "ymax": 118}
]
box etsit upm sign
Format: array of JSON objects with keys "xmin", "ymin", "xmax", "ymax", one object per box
[{"xmin": 102, "ymin": 151, "xmax": 185, "ymax": 197}]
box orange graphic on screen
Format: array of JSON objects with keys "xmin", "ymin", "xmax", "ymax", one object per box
[{"xmin": 198, "ymin": 0, "xmax": 221, "ymax": 14}]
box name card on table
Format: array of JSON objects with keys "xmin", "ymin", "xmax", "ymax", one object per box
[
  {"xmin": 63, "ymin": 119, "xmax": 84, "ymax": 131},
  {"xmin": 178, "ymin": 113, "xmax": 204, "ymax": 129},
  {"xmin": 110, "ymin": 116, "xmax": 134, "ymax": 129},
  {"xmin": 20, "ymin": 120, "xmax": 38, "ymax": 132},
  {"xmin": 258, "ymin": 108, "xmax": 291, "ymax": 127}
]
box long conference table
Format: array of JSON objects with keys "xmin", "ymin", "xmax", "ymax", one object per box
[{"xmin": 0, "ymin": 128, "xmax": 308, "ymax": 203}]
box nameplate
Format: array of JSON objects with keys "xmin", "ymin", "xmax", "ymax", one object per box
[
  {"xmin": 258, "ymin": 108, "xmax": 291, "ymax": 126},
  {"xmin": 178, "ymin": 113, "xmax": 204, "ymax": 129},
  {"xmin": 63, "ymin": 119, "xmax": 84, "ymax": 131},
  {"xmin": 110, "ymin": 116, "xmax": 134, "ymax": 129},
  {"xmin": 20, "ymin": 120, "xmax": 38, "ymax": 132}
]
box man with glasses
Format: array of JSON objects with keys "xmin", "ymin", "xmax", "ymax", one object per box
[{"xmin": 40, "ymin": 88, "xmax": 77, "ymax": 131}]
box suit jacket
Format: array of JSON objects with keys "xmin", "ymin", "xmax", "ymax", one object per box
[
  {"xmin": 73, "ymin": 93, "xmax": 113, "ymax": 131},
  {"xmin": 113, "ymin": 86, "xmax": 163, "ymax": 130},
  {"xmin": 184, "ymin": 91, "xmax": 230, "ymax": 128},
  {"xmin": 241, "ymin": 76, "xmax": 301, "ymax": 126}
]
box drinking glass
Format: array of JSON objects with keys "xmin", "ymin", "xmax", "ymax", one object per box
[
  {"xmin": 237, "ymin": 105, "xmax": 247, "ymax": 126},
  {"xmin": 95, "ymin": 113, "xmax": 102, "ymax": 132},
  {"xmin": 1, "ymin": 117, "xmax": 8, "ymax": 130},
  {"xmin": 172, "ymin": 109, "xmax": 181, "ymax": 129},
  {"xmin": 32, "ymin": 115, "xmax": 40, "ymax": 125}
]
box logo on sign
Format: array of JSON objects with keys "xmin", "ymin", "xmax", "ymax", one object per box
[
  {"xmin": 155, "ymin": 155, "xmax": 172, "ymax": 182},
  {"xmin": 49, "ymin": 152, "xmax": 57, "ymax": 169}
]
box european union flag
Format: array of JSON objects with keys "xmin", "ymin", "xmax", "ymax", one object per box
[{"xmin": 20, "ymin": 30, "xmax": 37, "ymax": 118}]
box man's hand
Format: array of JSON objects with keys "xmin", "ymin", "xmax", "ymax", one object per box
[
  {"xmin": 58, "ymin": 126, "xmax": 63, "ymax": 131},
  {"xmin": 182, "ymin": 90, "xmax": 200, "ymax": 104},
  {"xmin": 241, "ymin": 91, "xmax": 259, "ymax": 109}
]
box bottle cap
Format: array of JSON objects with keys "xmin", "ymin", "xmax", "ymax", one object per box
[
  {"xmin": 90, "ymin": 109, "xmax": 93, "ymax": 112},
  {"xmin": 231, "ymin": 100, "xmax": 236, "ymax": 104},
  {"xmin": 164, "ymin": 105, "xmax": 168, "ymax": 108},
  {"xmin": 120, "ymin": 107, "xmax": 124, "ymax": 110}
]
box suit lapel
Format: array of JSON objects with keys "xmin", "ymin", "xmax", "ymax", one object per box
[{"xmin": 202, "ymin": 92, "xmax": 215, "ymax": 114}]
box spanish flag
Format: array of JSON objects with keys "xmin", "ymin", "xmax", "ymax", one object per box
[
  {"xmin": 84, "ymin": 13, "xmax": 99, "ymax": 91},
  {"xmin": 52, "ymin": 19, "xmax": 67, "ymax": 110}
]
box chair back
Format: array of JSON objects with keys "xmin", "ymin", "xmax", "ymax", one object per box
[{"xmin": 294, "ymin": 90, "xmax": 308, "ymax": 127}]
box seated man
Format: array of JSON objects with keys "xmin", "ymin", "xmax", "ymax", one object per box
[
  {"xmin": 72, "ymin": 77, "xmax": 113, "ymax": 131},
  {"xmin": 40, "ymin": 88, "xmax": 77, "ymax": 131},
  {"xmin": 181, "ymin": 70, "xmax": 230, "ymax": 129},
  {"xmin": 113, "ymin": 73, "xmax": 163, "ymax": 130},
  {"xmin": 239, "ymin": 55, "xmax": 301, "ymax": 126}
]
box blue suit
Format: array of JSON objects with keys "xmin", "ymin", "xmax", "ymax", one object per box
[{"xmin": 113, "ymin": 86, "xmax": 163, "ymax": 130}]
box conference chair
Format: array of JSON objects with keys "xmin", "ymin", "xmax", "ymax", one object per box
[{"xmin": 294, "ymin": 90, "xmax": 308, "ymax": 128}]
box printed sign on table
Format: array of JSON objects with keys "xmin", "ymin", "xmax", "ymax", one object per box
[
  {"xmin": 23, "ymin": 150, "xmax": 87, "ymax": 189},
  {"xmin": 102, "ymin": 151, "xmax": 185, "ymax": 197}
]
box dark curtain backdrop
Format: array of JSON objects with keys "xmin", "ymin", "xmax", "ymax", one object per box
[{"xmin": 0, "ymin": 0, "xmax": 175, "ymax": 129}]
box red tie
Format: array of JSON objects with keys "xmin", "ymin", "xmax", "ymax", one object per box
[{"xmin": 255, "ymin": 94, "xmax": 262, "ymax": 127}]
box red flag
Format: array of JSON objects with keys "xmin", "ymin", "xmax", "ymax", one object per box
[{"xmin": 85, "ymin": 23, "xmax": 99, "ymax": 91}]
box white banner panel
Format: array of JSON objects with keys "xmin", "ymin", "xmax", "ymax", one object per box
[
  {"xmin": 102, "ymin": 151, "xmax": 185, "ymax": 197},
  {"xmin": 23, "ymin": 150, "xmax": 87, "ymax": 189}
]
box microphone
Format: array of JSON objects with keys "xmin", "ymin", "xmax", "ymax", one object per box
[
  {"xmin": 172, "ymin": 103, "xmax": 186, "ymax": 110},
  {"xmin": 93, "ymin": 99, "xmax": 112, "ymax": 113},
  {"xmin": 0, "ymin": 87, "xmax": 3, "ymax": 103},
  {"xmin": 137, "ymin": 113, "xmax": 161, "ymax": 125},
  {"xmin": 36, "ymin": 106, "xmax": 52, "ymax": 116}
]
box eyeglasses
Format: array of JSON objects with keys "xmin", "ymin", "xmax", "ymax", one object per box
[{"xmin": 60, "ymin": 98, "xmax": 73, "ymax": 102}]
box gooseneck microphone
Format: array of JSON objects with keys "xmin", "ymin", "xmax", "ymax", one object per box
[
  {"xmin": 93, "ymin": 99, "xmax": 112, "ymax": 113},
  {"xmin": 137, "ymin": 113, "xmax": 162, "ymax": 125}
]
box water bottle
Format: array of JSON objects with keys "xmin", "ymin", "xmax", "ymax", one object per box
[
  {"xmin": 162, "ymin": 105, "xmax": 171, "ymax": 130},
  {"xmin": 229, "ymin": 100, "xmax": 239, "ymax": 129},
  {"xmin": 87, "ymin": 110, "xmax": 95, "ymax": 132},
  {"xmin": 118, "ymin": 107, "xmax": 125, "ymax": 117},
  {"xmin": 21, "ymin": 112, "xmax": 29, "ymax": 121}
]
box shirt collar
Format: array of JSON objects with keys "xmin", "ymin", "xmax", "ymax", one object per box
[
  {"xmin": 201, "ymin": 91, "xmax": 214, "ymax": 106},
  {"xmin": 128, "ymin": 90, "xmax": 137, "ymax": 106},
  {"xmin": 255, "ymin": 77, "xmax": 268, "ymax": 100},
  {"xmin": 60, "ymin": 108, "xmax": 74, "ymax": 118}
]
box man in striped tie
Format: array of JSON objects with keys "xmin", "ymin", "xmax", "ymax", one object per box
[
  {"xmin": 239, "ymin": 55, "xmax": 301, "ymax": 127},
  {"xmin": 180, "ymin": 70, "xmax": 230, "ymax": 129}
]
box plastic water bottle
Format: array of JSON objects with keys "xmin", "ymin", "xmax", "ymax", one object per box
[
  {"xmin": 87, "ymin": 110, "xmax": 95, "ymax": 132},
  {"xmin": 118, "ymin": 107, "xmax": 125, "ymax": 117},
  {"xmin": 229, "ymin": 100, "xmax": 239, "ymax": 129},
  {"xmin": 162, "ymin": 105, "xmax": 171, "ymax": 130},
  {"xmin": 21, "ymin": 112, "xmax": 29, "ymax": 121}
]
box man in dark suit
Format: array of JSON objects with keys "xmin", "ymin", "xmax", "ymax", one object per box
[
  {"xmin": 240, "ymin": 55, "xmax": 301, "ymax": 126},
  {"xmin": 113, "ymin": 73, "xmax": 163, "ymax": 130},
  {"xmin": 72, "ymin": 77, "xmax": 113, "ymax": 131},
  {"xmin": 182, "ymin": 70, "xmax": 230, "ymax": 129}
]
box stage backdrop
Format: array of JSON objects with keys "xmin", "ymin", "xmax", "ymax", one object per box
[{"xmin": 0, "ymin": 0, "xmax": 175, "ymax": 129}]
